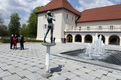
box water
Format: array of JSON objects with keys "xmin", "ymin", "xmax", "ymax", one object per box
[
  {"xmin": 85, "ymin": 34, "xmax": 105, "ymax": 59},
  {"xmin": 61, "ymin": 34, "xmax": 121, "ymax": 65}
]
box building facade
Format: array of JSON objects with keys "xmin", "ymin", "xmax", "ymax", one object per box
[{"xmin": 36, "ymin": 0, "xmax": 121, "ymax": 46}]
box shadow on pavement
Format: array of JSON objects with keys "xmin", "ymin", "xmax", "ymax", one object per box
[{"xmin": 50, "ymin": 65, "xmax": 65, "ymax": 74}]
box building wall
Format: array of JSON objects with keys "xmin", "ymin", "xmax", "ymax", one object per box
[
  {"xmin": 61, "ymin": 9, "xmax": 79, "ymax": 38},
  {"xmin": 76, "ymin": 20, "xmax": 121, "ymax": 31}
]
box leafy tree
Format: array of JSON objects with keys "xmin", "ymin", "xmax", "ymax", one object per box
[
  {"xmin": 27, "ymin": 6, "xmax": 43, "ymax": 37},
  {"xmin": 0, "ymin": 14, "xmax": 8, "ymax": 36},
  {"xmin": 0, "ymin": 13, "xmax": 3, "ymax": 26},
  {"xmin": 19, "ymin": 24, "xmax": 27, "ymax": 36},
  {"xmin": 0, "ymin": 25, "xmax": 8, "ymax": 36},
  {"xmin": 8, "ymin": 13, "xmax": 20, "ymax": 36}
]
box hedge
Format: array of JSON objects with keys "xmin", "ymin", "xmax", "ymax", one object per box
[
  {"xmin": 0, "ymin": 38, "xmax": 43, "ymax": 43},
  {"xmin": 0, "ymin": 39, "xmax": 10, "ymax": 43}
]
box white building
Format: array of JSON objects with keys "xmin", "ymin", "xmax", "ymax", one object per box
[{"xmin": 36, "ymin": 0, "xmax": 121, "ymax": 46}]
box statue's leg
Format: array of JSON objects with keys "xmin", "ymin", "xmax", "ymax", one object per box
[
  {"xmin": 44, "ymin": 28, "xmax": 50, "ymax": 42},
  {"xmin": 50, "ymin": 26, "xmax": 53, "ymax": 43}
]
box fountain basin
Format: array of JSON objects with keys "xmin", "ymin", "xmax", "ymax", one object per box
[{"xmin": 60, "ymin": 49, "xmax": 121, "ymax": 65}]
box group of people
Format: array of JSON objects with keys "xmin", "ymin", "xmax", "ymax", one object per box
[{"xmin": 10, "ymin": 34, "xmax": 24, "ymax": 50}]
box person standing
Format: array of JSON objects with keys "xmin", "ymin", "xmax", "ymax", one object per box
[
  {"xmin": 54, "ymin": 37, "xmax": 56, "ymax": 42},
  {"xmin": 64, "ymin": 38, "xmax": 66, "ymax": 43},
  {"xmin": 15, "ymin": 34, "xmax": 18, "ymax": 48},
  {"xmin": 10, "ymin": 34, "xmax": 14, "ymax": 49},
  {"xmin": 13, "ymin": 36, "xmax": 17, "ymax": 49},
  {"xmin": 20, "ymin": 34, "xmax": 24, "ymax": 50}
]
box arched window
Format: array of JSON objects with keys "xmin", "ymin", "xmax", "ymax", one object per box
[
  {"xmin": 109, "ymin": 35, "xmax": 120, "ymax": 45},
  {"xmin": 66, "ymin": 34, "xmax": 73, "ymax": 42},
  {"xmin": 85, "ymin": 34, "xmax": 92, "ymax": 43},
  {"xmin": 75, "ymin": 34, "xmax": 82, "ymax": 42}
]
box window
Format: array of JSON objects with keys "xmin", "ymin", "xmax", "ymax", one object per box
[
  {"xmin": 110, "ymin": 26, "xmax": 114, "ymax": 30},
  {"xmin": 79, "ymin": 27, "xmax": 81, "ymax": 30},
  {"xmin": 98, "ymin": 26, "xmax": 102, "ymax": 30},
  {"xmin": 44, "ymin": 24, "xmax": 47, "ymax": 29},
  {"xmin": 72, "ymin": 26, "xmax": 73, "ymax": 29},
  {"xmin": 87, "ymin": 26, "xmax": 90, "ymax": 30},
  {"xmin": 66, "ymin": 14, "xmax": 68, "ymax": 19},
  {"xmin": 72, "ymin": 16, "xmax": 74, "ymax": 21}
]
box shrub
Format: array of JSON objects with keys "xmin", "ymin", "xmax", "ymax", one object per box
[
  {"xmin": 0, "ymin": 38, "xmax": 43, "ymax": 43},
  {"xmin": 0, "ymin": 39, "xmax": 10, "ymax": 43}
]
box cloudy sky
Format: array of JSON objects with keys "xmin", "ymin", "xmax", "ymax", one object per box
[{"xmin": 0, "ymin": 0, "xmax": 120, "ymax": 26}]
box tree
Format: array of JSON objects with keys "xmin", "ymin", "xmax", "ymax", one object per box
[
  {"xmin": 27, "ymin": 6, "xmax": 43, "ymax": 37},
  {"xmin": 0, "ymin": 13, "xmax": 3, "ymax": 26},
  {"xmin": 0, "ymin": 13, "xmax": 8, "ymax": 36},
  {"xmin": 19, "ymin": 24, "xmax": 27, "ymax": 36},
  {"xmin": 8, "ymin": 13, "xmax": 20, "ymax": 36},
  {"xmin": 0, "ymin": 25, "xmax": 8, "ymax": 36}
]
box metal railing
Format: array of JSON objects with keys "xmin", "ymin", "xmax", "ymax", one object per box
[{"xmin": 65, "ymin": 28, "xmax": 121, "ymax": 32}]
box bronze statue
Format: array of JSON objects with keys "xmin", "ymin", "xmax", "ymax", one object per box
[{"xmin": 43, "ymin": 11, "xmax": 56, "ymax": 43}]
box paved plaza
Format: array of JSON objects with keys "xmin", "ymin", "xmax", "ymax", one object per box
[{"xmin": 0, "ymin": 43, "xmax": 121, "ymax": 80}]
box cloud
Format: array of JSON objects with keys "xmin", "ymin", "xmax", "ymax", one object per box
[
  {"xmin": 76, "ymin": 0, "xmax": 114, "ymax": 11},
  {"xmin": 0, "ymin": 0, "xmax": 50, "ymax": 26},
  {"xmin": 32, "ymin": 0, "xmax": 50, "ymax": 9},
  {"xmin": 0, "ymin": 0, "xmax": 118, "ymax": 26},
  {"xmin": 113, "ymin": 0, "xmax": 120, "ymax": 3}
]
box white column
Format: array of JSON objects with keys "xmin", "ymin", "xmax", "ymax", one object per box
[
  {"xmin": 72, "ymin": 35, "xmax": 75, "ymax": 42},
  {"xmin": 65, "ymin": 34, "xmax": 67, "ymax": 42},
  {"xmin": 65, "ymin": 35, "xmax": 67, "ymax": 38},
  {"xmin": 105, "ymin": 36, "xmax": 109, "ymax": 45},
  {"xmin": 82, "ymin": 35, "xmax": 85, "ymax": 43},
  {"xmin": 45, "ymin": 46, "xmax": 50, "ymax": 73},
  {"xmin": 119, "ymin": 37, "xmax": 121, "ymax": 46},
  {"xmin": 92, "ymin": 36, "xmax": 95, "ymax": 44}
]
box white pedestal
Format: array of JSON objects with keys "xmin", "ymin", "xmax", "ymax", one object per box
[{"xmin": 42, "ymin": 42, "xmax": 56, "ymax": 78}]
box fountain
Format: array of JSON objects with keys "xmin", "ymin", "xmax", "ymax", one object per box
[{"xmin": 85, "ymin": 34, "xmax": 105, "ymax": 59}]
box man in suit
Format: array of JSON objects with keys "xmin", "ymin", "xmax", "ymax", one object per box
[
  {"xmin": 20, "ymin": 34, "xmax": 24, "ymax": 50},
  {"xmin": 10, "ymin": 34, "xmax": 14, "ymax": 49}
]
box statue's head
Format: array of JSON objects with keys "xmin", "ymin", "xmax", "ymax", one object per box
[{"xmin": 47, "ymin": 11, "xmax": 51, "ymax": 16}]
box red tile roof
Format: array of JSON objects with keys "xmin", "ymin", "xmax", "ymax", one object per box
[
  {"xmin": 77, "ymin": 4, "xmax": 121, "ymax": 23},
  {"xmin": 36, "ymin": 0, "xmax": 80, "ymax": 16}
]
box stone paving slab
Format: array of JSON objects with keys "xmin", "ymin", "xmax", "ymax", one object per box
[
  {"xmin": 0, "ymin": 71, "xmax": 11, "ymax": 78},
  {"xmin": 0, "ymin": 43, "xmax": 121, "ymax": 80},
  {"xmin": 50, "ymin": 75, "xmax": 65, "ymax": 80},
  {"xmin": 2, "ymin": 74, "xmax": 21, "ymax": 80}
]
